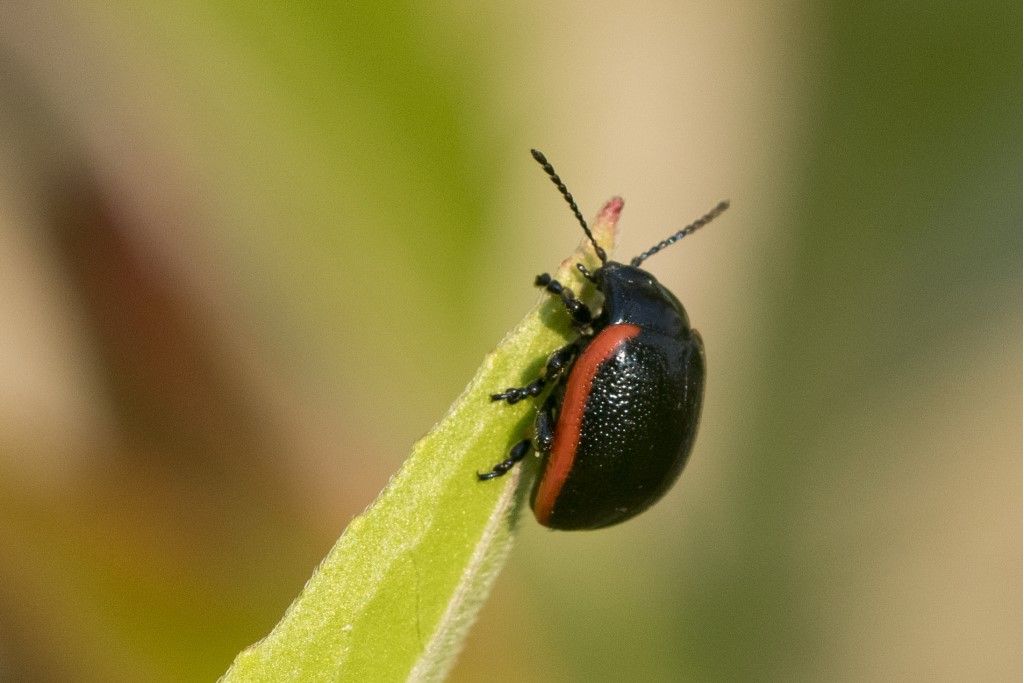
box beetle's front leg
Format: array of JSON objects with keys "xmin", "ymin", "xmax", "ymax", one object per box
[{"xmin": 534, "ymin": 273, "xmax": 593, "ymax": 327}]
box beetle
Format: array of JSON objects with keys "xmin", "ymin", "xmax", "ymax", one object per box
[{"xmin": 478, "ymin": 149, "xmax": 729, "ymax": 530}]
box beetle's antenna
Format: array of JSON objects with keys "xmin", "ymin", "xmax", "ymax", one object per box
[
  {"xmin": 630, "ymin": 200, "xmax": 730, "ymax": 267},
  {"xmin": 531, "ymin": 149, "xmax": 607, "ymax": 263}
]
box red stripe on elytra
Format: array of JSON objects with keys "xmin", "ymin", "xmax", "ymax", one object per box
[{"xmin": 533, "ymin": 323, "xmax": 641, "ymax": 525}]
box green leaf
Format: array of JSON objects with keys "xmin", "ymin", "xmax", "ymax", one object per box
[{"xmin": 221, "ymin": 198, "xmax": 622, "ymax": 682}]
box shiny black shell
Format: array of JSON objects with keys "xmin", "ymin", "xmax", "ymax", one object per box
[{"xmin": 533, "ymin": 263, "xmax": 706, "ymax": 530}]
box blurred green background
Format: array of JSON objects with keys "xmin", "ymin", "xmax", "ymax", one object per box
[{"xmin": 0, "ymin": 3, "xmax": 1018, "ymax": 681}]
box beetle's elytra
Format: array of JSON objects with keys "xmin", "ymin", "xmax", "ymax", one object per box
[{"xmin": 478, "ymin": 149, "xmax": 728, "ymax": 531}]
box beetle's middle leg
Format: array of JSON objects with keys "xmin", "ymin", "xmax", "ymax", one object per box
[{"xmin": 490, "ymin": 342, "xmax": 578, "ymax": 404}]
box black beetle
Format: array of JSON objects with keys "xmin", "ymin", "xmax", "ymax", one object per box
[{"xmin": 479, "ymin": 149, "xmax": 728, "ymax": 530}]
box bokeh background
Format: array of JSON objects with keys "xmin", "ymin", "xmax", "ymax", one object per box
[{"xmin": 0, "ymin": 3, "xmax": 1018, "ymax": 681}]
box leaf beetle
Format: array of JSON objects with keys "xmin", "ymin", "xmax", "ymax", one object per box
[{"xmin": 478, "ymin": 149, "xmax": 729, "ymax": 531}]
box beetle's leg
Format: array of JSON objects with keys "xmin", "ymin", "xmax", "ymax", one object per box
[
  {"xmin": 487, "ymin": 273, "xmax": 592, "ymax": 404},
  {"xmin": 477, "ymin": 439, "xmax": 531, "ymax": 480},
  {"xmin": 533, "ymin": 393, "xmax": 558, "ymax": 454},
  {"xmin": 534, "ymin": 273, "xmax": 593, "ymax": 326},
  {"xmin": 478, "ymin": 394, "xmax": 558, "ymax": 481},
  {"xmin": 490, "ymin": 342, "xmax": 578, "ymax": 404},
  {"xmin": 490, "ymin": 377, "xmax": 544, "ymax": 405}
]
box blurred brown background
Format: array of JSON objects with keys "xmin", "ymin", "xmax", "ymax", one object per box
[{"xmin": 0, "ymin": 3, "xmax": 1018, "ymax": 681}]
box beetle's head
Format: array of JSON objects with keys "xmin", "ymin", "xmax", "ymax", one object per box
[{"xmin": 588, "ymin": 261, "xmax": 659, "ymax": 294}]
